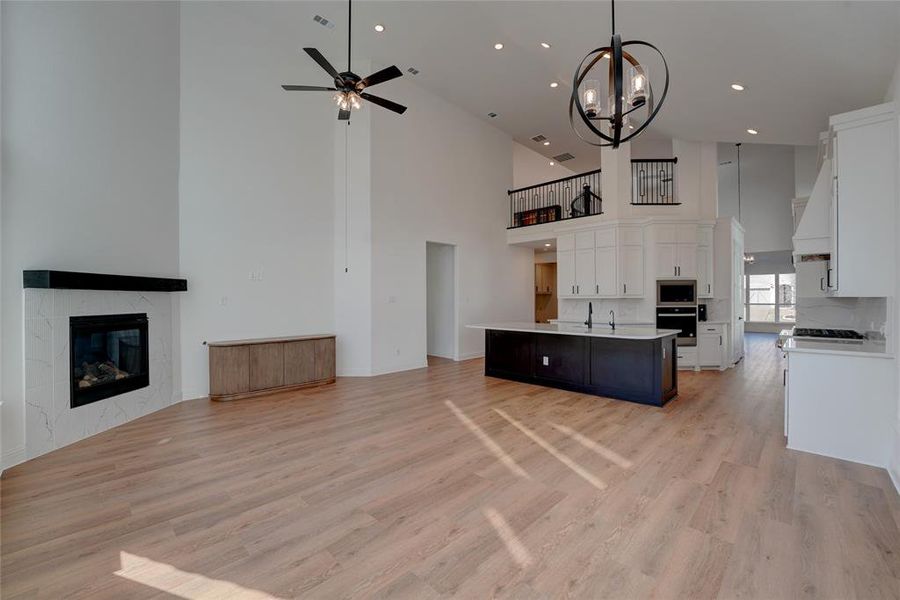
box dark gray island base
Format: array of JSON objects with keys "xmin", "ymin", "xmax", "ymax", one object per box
[{"xmin": 483, "ymin": 328, "xmax": 679, "ymax": 406}]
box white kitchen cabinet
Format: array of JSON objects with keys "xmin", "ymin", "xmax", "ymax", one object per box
[
  {"xmin": 557, "ymin": 250, "xmax": 576, "ymax": 297},
  {"xmin": 575, "ymin": 231, "xmax": 595, "ymax": 250},
  {"xmin": 574, "ymin": 248, "xmax": 595, "ymax": 296},
  {"xmin": 595, "ymin": 246, "xmax": 617, "ymax": 296},
  {"xmin": 698, "ymin": 323, "xmax": 725, "ymax": 369},
  {"xmin": 557, "ymin": 233, "xmax": 575, "ymax": 252},
  {"xmin": 827, "ymin": 103, "xmax": 897, "ymax": 297},
  {"xmin": 786, "ymin": 348, "xmax": 894, "ymax": 467},
  {"xmin": 676, "ymin": 346, "xmax": 697, "ymax": 370},
  {"xmin": 654, "ymin": 224, "xmax": 697, "ymax": 279},
  {"xmin": 618, "ymin": 246, "xmax": 644, "ymax": 297},
  {"xmin": 795, "ymin": 260, "xmax": 828, "ymax": 298},
  {"xmin": 617, "ymin": 226, "xmax": 644, "ymax": 297},
  {"xmin": 697, "ymin": 246, "xmax": 713, "ymax": 298},
  {"xmin": 714, "ymin": 217, "xmax": 744, "ymax": 366}
]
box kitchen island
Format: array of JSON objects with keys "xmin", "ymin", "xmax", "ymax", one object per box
[{"xmin": 468, "ymin": 322, "xmax": 680, "ymax": 406}]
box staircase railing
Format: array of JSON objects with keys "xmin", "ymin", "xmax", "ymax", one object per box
[
  {"xmin": 507, "ymin": 158, "xmax": 680, "ymax": 228},
  {"xmin": 507, "ymin": 169, "xmax": 602, "ymax": 229}
]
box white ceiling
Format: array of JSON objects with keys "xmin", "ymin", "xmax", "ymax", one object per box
[{"xmin": 282, "ymin": 1, "xmax": 900, "ymax": 172}]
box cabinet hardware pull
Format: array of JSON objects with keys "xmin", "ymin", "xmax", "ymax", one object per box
[
  {"xmin": 719, "ymin": 335, "xmax": 722, "ymax": 346},
  {"xmin": 820, "ymin": 277, "xmax": 825, "ymax": 291},
  {"xmin": 576, "ymin": 285, "xmax": 579, "ymax": 294},
  {"xmin": 624, "ymin": 283, "xmax": 627, "ymax": 294},
  {"xmin": 596, "ymin": 284, "xmax": 599, "ymax": 294},
  {"xmin": 826, "ymin": 268, "xmax": 832, "ymax": 289},
  {"xmin": 783, "ymin": 369, "xmax": 786, "ymax": 386}
]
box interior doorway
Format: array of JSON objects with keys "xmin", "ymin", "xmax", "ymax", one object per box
[
  {"xmin": 535, "ymin": 254, "xmax": 558, "ymax": 323},
  {"xmin": 426, "ymin": 242, "xmax": 457, "ymax": 365}
]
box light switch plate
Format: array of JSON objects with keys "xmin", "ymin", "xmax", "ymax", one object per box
[{"xmin": 542, "ymin": 356, "xmax": 549, "ymax": 366}]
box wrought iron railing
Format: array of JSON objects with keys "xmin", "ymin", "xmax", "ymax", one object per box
[
  {"xmin": 507, "ymin": 169, "xmax": 602, "ymax": 229},
  {"xmin": 631, "ymin": 158, "xmax": 679, "ymax": 206}
]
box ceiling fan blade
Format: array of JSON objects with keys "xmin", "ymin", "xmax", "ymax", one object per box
[
  {"xmin": 360, "ymin": 93, "xmax": 407, "ymax": 115},
  {"xmin": 281, "ymin": 85, "xmax": 337, "ymax": 91},
  {"xmin": 358, "ymin": 65, "xmax": 403, "ymax": 90},
  {"xmin": 338, "ymin": 109, "xmax": 351, "ymax": 121},
  {"xmin": 303, "ymin": 47, "xmax": 342, "ymax": 81}
]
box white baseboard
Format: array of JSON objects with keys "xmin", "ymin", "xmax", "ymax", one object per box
[
  {"xmin": 1, "ymin": 446, "xmax": 26, "ymax": 474},
  {"xmin": 456, "ymin": 351, "xmax": 484, "ymax": 361},
  {"xmin": 890, "ymin": 463, "xmax": 900, "ymax": 498},
  {"xmin": 337, "ymin": 367, "xmax": 374, "ymax": 377},
  {"xmin": 371, "ymin": 361, "xmax": 428, "ymax": 376}
]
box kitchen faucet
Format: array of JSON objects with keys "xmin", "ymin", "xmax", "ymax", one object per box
[
  {"xmin": 609, "ymin": 310, "xmax": 616, "ymax": 330},
  {"xmin": 584, "ymin": 302, "xmax": 593, "ymax": 329}
]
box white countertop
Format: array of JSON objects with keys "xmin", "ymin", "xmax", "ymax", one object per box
[
  {"xmin": 468, "ymin": 322, "xmax": 680, "ymax": 340},
  {"xmin": 782, "ymin": 337, "xmax": 893, "ymax": 359}
]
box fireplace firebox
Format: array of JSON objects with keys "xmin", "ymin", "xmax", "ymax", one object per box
[{"xmin": 69, "ymin": 314, "xmax": 149, "ymax": 408}]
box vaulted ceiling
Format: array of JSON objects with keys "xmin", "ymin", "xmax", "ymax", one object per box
[{"xmin": 281, "ymin": 1, "xmax": 900, "ymax": 172}]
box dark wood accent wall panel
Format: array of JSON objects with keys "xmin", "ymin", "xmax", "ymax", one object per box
[{"xmin": 208, "ymin": 335, "xmax": 335, "ymax": 401}]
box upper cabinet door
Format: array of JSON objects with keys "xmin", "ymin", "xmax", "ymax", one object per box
[
  {"xmin": 656, "ymin": 224, "xmax": 677, "ymax": 244},
  {"xmin": 575, "ymin": 231, "xmax": 595, "ymax": 250},
  {"xmin": 676, "ymin": 224, "xmax": 698, "ymax": 245},
  {"xmin": 574, "ymin": 248, "xmax": 595, "ymax": 296},
  {"xmin": 557, "ymin": 233, "xmax": 576, "ymax": 252},
  {"xmin": 676, "ymin": 244, "xmax": 698, "ymax": 279},
  {"xmin": 697, "ymin": 246, "xmax": 713, "ymax": 297},
  {"xmin": 595, "ymin": 246, "xmax": 617, "ymax": 296},
  {"xmin": 594, "ymin": 227, "xmax": 617, "ymax": 248},
  {"xmin": 619, "ymin": 245, "xmax": 644, "ymax": 296},
  {"xmin": 557, "ymin": 250, "xmax": 576, "ymax": 296},
  {"xmin": 656, "ymin": 243, "xmax": 677, "ymax": 278}
]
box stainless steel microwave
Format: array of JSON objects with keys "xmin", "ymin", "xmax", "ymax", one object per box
[{"xmin": 657, "ymin": 280, "xmax": 697, "ymax": 306}]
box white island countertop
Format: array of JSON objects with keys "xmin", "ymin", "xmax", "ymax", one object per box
[{"xmin": 468, "ymin": 322, "xmax": 680, "ymax": 340}]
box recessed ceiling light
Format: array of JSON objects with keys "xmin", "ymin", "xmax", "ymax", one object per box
[
  {"xmin": 543, "ymin": 141, "xmax": 550, "ymax": 146},
  {"xmin": 374, "ymin": 24, "xmax": 385, "ymax": 32},
  {"xmin": 549, "ymin": 82, "xmax": 559, "ymax": 88},
  {"xmin": 544, "ymin": 243, "xmax": 552, "ymax": 247},
  {"xmin": 731, "ymin": 83, "xmax": 745, "ymax": 91},
  {"xmin": 494, "ymin": 43, "xmax": 504, "ymax": 50},
  {"xmin": 549, "ymin": 161, "xmax": 555, "ymax": 166},
  {"xmin": 540, "ymin": 42, "xmax": 551, "ymax": 49},
  {"xmin": 747, "ymin": 128, "xmax": 758, "ymax": 135}
]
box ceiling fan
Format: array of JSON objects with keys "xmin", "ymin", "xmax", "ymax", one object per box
[{"xmin": 282, "ymin": 0, "xmax": 407, "ymax": 121}]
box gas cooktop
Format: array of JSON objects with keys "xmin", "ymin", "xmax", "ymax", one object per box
[{"xmin": 792, "ymin": 328, "xmax": 866, "ymax": 341}]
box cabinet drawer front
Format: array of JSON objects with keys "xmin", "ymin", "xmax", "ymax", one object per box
[
  {"xmin": 315, "ymin": 337, "xmax": 336, "ymax": 381},
  {"xmin": 249, "ymin": 343, "xmax": 285, "ymax": 391},
  {"xmin": 209, "ymin": 346, "xmax": 250, "ymax": 395},
  {"xmin": 284, "ymin": 340, "xmax": 317, "ymax": 385},
  {"xmin": 700, "ymin": 324, "xmax": 723, "ymax": 334}
]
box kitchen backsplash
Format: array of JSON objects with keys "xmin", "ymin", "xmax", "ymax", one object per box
[
  {"xmin": 796, "ymin": 296, "xmax": 888, "ymax": 338},
  {"xmin": 556, "ymin": 299, "xmax": 652, "ymax": 324}
]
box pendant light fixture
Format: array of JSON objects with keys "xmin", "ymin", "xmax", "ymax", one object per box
[{"xmin": 568, "ymin": 0, "xmax": 669, "ymax": 148}]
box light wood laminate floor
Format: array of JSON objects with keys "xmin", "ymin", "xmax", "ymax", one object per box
[{"xmin": 2, "ymin": 334, "xmax": 899, "ymax": 599}]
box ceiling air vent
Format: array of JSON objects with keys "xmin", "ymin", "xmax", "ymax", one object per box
[
  {"xmin": 531, "ymin": 134, "xmax": 547, "ymax": 142},
  {"xmin": 553, "ymin": 152, "xmax": 575, "ymax": 162},
  {"xmin": 313, "ymin": 15, "xmax": 335, "ymax": 29},
  {"xmin": 407, "ymin": 67, "xmax": 420, "ymax": 75}
]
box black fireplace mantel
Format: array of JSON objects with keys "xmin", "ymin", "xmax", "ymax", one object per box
[{"xmin": 24, "ymin": 270, "xmax": 187, "ymax": 293}]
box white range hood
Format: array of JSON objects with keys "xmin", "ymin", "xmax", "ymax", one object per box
[{"xmin": 792, "ymin": 157, "xmax": 832, "ymax": 257}]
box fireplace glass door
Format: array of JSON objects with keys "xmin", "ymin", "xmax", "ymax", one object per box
[{"xmin": 70, "ymin": 313, "xmax": 149, "ymax": 408}]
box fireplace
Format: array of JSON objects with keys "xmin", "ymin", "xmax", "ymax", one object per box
[{"xmin": 69, "ymin": 313, "xmax": 149, "ymax": 408}]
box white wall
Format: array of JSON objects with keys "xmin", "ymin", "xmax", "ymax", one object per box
[
  {"xmin": 178, "ymin": 2, "xmax": 335, "ymax": 398},
  {"xmin": 1, "ymin": 1, "xmax": 181, "ymax": 466},
  {"xmin": 718, "ymin": 143, "xmax": 795, "ymax": 253},
  {"xmin": 426, "ymin": 242, "xmax": 455, "ymax": 359},
  {"xmin": 513, "ymin": 142, "xmax": 574, "ymax": 189},
  {"xmin": 794, "ymin": 145, "xmax": 818, "ymax": 198},
  {"xmin": 370, "ymin": 78, "xmax": 533, "ymax": 371}
]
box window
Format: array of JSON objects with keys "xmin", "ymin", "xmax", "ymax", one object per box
[{"xmin": 745, "ymin": 273, "xmax": 795, "ymax": 323}]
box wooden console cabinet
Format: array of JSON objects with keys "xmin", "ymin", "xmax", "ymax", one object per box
[{"xmin": 207, "ymin": 334, "xmax": 335, "ymax": 401}]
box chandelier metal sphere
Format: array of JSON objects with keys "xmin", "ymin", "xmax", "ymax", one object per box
[{"xmin": 569, "ymin": 0, "xmax": 669, "ymax": 148}]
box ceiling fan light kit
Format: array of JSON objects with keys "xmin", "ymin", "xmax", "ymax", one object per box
[
  {"xmin": 568, "ymin": 0, "xmax": 669, "ymax": 148},
  {"xmin": 281, "ymin": 0, "xmax": 407, "ymax": 121}
]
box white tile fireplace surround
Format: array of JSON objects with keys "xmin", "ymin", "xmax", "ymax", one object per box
[{"xmin": 23, "ymin": 289, "xmax": 179, "ymax": 460}]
